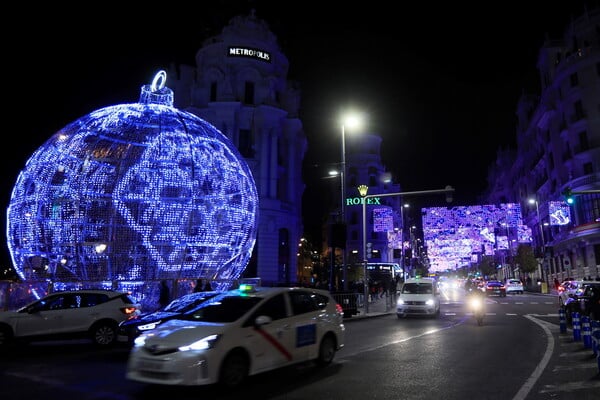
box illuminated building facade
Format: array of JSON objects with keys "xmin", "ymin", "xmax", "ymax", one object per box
[
  {"xmin": 485, "ymin": 7, "xmax": 600, "ymax": 281},
  {"xmin": 166, "ymin": 11, "xmax": 307, "ymax": 284}
]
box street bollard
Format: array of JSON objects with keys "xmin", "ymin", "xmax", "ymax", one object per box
[
  {"xmin": 581, "ymin": 315, "xmax": 591, "ymax": 348},
  {"xmin": 559, "ymin": 308, "xmax": 567, "ymax": 333},
  {"xmin": 572, "ymin": 312, "xmax": 581, "ymax": 341}
]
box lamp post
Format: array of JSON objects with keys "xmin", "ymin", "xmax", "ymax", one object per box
[
  {"xmin": 340, "ymin": 113, "xmax": 362, "ymax": 291},
  {"xmin": 528, "ymin": 198, "xmax": 546, "ymax": 283},
  {"xmin": 400, "ymin": 203, "xmax": 409, "ymax": 281},
  {"xmin": 359, "ymin": 185, "xmax": 454, "ymax": 314}
]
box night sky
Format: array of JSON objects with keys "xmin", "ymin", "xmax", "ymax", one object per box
[{"xmin": 4, "ymin": 0, "xmax": 598, "ymax": 265}]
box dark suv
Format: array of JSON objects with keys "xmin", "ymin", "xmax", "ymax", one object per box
[
  {"xmin": 117, "ymin": 291, "xmax": 218, "ymax": 344},
  {"xmin": 563, "ymin": 282, "xmax": 600, "ymax": 323}
]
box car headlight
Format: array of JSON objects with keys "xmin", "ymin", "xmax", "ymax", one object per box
[
  {"xmin": 179, "ymin": 334, "xmax": 221, "ymax": 352},
  {"xmin": 133, "ymin": 333, "xmax": 151, "ymax": 347},
  {"xmin": 425, "ymin": 299, "xmax": 435, "ymax": 306},
  {"xmin": 138, "ymin": 321, "xmax": 161, "ymax": 331},
  {"xmin": 397, "ymin": 299, "xmax": 405, "ymax": 305},
  {"xmin": 469, "ymin": 297, "xmax": 483, "ymax": 309}
]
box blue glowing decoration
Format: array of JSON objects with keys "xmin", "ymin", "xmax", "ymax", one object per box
[
  {"xmin": 7, "ymin": 71, "xmax": 259, "ymax": 291},
  {"xmin": 549, "ymin": 200, "xmax": 571, "ymax": 226},
  {"xmin": 422, "ymin": 204, "xmax": 526, "ymax": 272}
]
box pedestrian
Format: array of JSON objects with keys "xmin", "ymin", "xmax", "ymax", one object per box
[
  {"xmin": 158, "ymin": 280, "xmax": 171, "ymax": 308},
  {"xmin": 193, "ymin": 278, "xmax": 203, "ymax": 292},
  {"xmin": 203, "ymin": 279, "xmax": 213, "ymax": 291}
]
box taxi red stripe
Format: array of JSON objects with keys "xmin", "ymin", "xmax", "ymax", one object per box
[{"xmin": 255, "ymin": 327, "xmax": 293, "ymax": 361}]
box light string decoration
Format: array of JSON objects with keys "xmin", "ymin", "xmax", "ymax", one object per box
[{"xmin": 7, "ymin": 70, "xmax": 259, "ymax": 292}]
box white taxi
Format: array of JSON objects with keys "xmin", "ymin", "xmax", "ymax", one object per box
[{"xmin": 126, "ymin": 284, "xmax": 345, "ymax": 387}]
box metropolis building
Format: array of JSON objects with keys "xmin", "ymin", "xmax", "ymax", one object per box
[
  {"xmin": 167, "ymin": 12, "xmax": 404, "ymax": 287},
  {"xmin": 485, "ymin": 7, "xmax": 600, "ymax": 281},
  {"xmin": 165, "ymin": 11, "xmax": 306, "ymax": 285}
]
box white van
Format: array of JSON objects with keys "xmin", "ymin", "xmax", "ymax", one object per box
[{"xmin": 396, "ymin": 277, "xmax": 440, "ymax": 318}]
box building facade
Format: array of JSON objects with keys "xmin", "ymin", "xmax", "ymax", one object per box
[
  {"xmin": 167, "ymin": 11, "xmax": 307, "ymax": 285},
  {"xmin": 485, "ymin": 7, "xmax": 600, "ymax": 282}
]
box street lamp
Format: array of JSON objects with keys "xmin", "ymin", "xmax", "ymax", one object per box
[
  {"xmin": 340, "ymin": 112, "xmax": 363, "ymax": 291},
  {"xmin": 400, "ymin": 203, "xmax": 409, "ymax": 280},
  {"xmin": 528, "ymin": 197, "xmax": 546, "ymax": 282}
]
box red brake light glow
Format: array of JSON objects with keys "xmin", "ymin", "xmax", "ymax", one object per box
[{"xmin": 121, "ymin": 306, "xmax": 138, "ymax": 315}]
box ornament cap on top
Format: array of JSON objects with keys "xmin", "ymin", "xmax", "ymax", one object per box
[{"xmin": 139, "ymin": 70, "xmax": 174, "ymax": 106}]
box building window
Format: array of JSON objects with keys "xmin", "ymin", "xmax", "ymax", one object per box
[
  {"xmin": 210, "ymin": 82, "xmax": 217, "ymax": 102},
  {"xmin": 578, "ymin": 131, "xmax": 589, "ymax": 151},
  {"xmin": 238, "ymin": 129, "xmax": 255, "ymax": 158},
  {"xmin": 574, "ymin": 100, "xmax": 585, "ymax": 120},
  {"xmin": 569, "ymin": 72, "xmax": 579, "ymax": 87},
  {"xmin": 278, "ymin": 228, "xmax": 290, "ymax": 284},
  {"xmin": 244, "ymin": 81, "xmax": 255, "ymax": 104}
]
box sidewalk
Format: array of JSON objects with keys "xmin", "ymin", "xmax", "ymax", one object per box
[{"xmin": 344, "ymin": 295, "xmax": 394, "ymax": 321}]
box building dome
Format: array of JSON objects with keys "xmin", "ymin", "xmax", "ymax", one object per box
[{"xmin": 7, "ymin": 71, "xmax": 259, "ymax": 291}]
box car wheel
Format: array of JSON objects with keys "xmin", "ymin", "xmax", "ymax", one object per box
[
  {"xmin": 316, "ymin": 335, "xmax": 336, "ymax": 366},
  {"xmin": 219, "ymin": 350, "xmax": 249, "ymax": 388},
  {"xmin": 397, "ymin": 314, "xmax": 406, "ymax": 319},
  {"xmin": 90, "ymin": 321, "xmax": 117, "ymax": 346}
]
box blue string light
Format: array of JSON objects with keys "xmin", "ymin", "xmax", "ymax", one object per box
[{"xmin": 7, "ymin": 71, "xmax": 258, "ymax": 291}]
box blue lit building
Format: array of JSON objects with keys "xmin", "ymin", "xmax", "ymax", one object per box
[
  {"xmin": 484, "ymin": 7, "xmax": 600, "ymax": 282},
  {"xmin": 166, "ymin": 11, "xmax": 307, "ymax": 285}
]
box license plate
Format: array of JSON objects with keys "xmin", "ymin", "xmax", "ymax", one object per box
[{"xmin": 139, "ymin": 359, "xmax": 163, "ymax": 371}]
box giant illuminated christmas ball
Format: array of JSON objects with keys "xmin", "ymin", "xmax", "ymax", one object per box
[{"xmin": 7, "ymin": 71, "xmax": 258, "ymax": 290}]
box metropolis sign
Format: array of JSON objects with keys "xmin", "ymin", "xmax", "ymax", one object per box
[{"xmin": 228, "ymin": 46, "xmax": 271, "ymax": 62}]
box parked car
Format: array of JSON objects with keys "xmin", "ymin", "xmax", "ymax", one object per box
[
  {"xmin": 117, "ymin": 291, "xmax": 219, "ymax": 343},
  {"xmin": 396, "ymin": 277, "xmax": 440, "ymax": 318},
  {"xmin": 558, "ymin": 279, "xmax": 589, "ymax": 306},
  {"xmin": 505, "ymin": 279, "xmax": 524, "ymax": 294},
  {"xmin": 126, "ymin": 283, "xmax": 345, "ymax": 387},
  {"xmin": 0, "ymin": 289, "xmax": 139, "ymax": 347},
  {"xmin": 563, "ymin": 282, "xmax": 600, "ymax": 323},
  {"xmin": 484, "ymin": 280, "xmax": 506, "ymax": 297}
]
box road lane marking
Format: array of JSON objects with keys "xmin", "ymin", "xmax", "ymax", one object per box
[{"xmin": 512, "ymin": 315, "xmax": 554, "ymax": 400}]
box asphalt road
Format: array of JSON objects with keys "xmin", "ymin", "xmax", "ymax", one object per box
[{"xmin": 1, "ymin": 290, "xmax": 598, "ymax": 399}]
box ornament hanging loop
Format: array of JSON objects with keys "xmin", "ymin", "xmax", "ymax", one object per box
[{"xmin": 151, "ymin": 70, "xmax": 167, "ymax": 92}]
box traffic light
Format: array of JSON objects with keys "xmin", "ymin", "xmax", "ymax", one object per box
[{"xmin": 562, "ymin": 188, "xmax": 574, "ymax": 204}]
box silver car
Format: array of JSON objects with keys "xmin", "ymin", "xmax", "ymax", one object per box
[{"xmin": 0, "ymin": 289, "xmax": 139, "ymax": 347}]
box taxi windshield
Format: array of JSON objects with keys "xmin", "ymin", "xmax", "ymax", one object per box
[{"xmin": 179, "ymin": 294, "xmax": 263, "ymax": 323}]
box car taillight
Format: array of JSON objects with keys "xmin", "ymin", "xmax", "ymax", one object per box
[
  {"xmin": 335, "ymin": 303, "xmax": 344, "ymax": 315},
  {"xmin": 121, "ymin": 306, "xmax": 138, "ymax": 316},
  {"xmin": 558, "ymin": 286, "xmax": 565, "ymax": 292}
]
